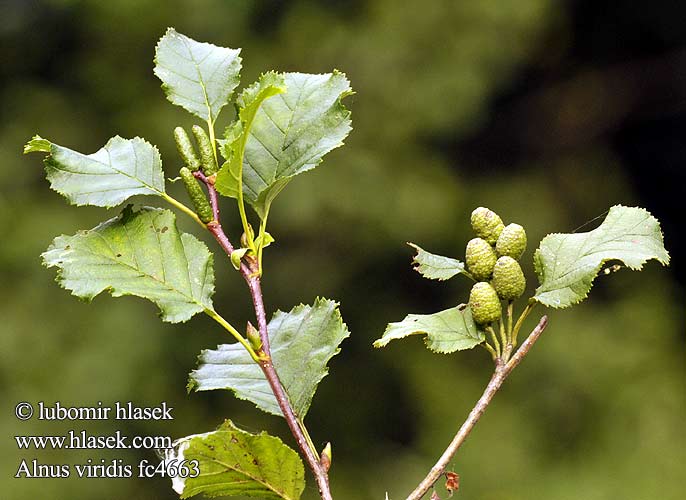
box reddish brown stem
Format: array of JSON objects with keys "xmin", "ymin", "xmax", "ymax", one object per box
[
  {"xmin": 246, "ymin": 273, "xmax": 332, "ymax": 499},
  {"xmin": 196, "ymin": 176, "xmax": 333, "ymax": 500},
  {"xmin": 405, "ymin": 315, "xmax": 549, "ymax": 500}
]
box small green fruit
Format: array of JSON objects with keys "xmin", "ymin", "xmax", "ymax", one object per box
[
  {"xmin": 471, "ymin": 207, "xmax": 504, "ymax": 244},
  {"xmin": 469, "ymin": 282, "xmax": 502, "ymax": 325},
  {"xmin": 466, "ymin": 238, "xmax": 497, "ymax": 281},
  {"xmin": 496, "ymin": 223, "xmax": 527, "ymax": 260},
  {"xmin": 492, "ymin": 256, "xmax": 526, "ymax": 300}
]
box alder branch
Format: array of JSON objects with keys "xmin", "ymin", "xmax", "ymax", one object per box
[
  {"xmin": 405, "ymin": 315, "xmax": 549, "ymax": 500},
  {"xmin": 196, "ymin": 174, "xmax": 333, "ymax": 500}
]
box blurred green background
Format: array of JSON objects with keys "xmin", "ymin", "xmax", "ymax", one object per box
[{"xmin": 2, "ymin": 1, "xmax": 684, "ymax": 499}]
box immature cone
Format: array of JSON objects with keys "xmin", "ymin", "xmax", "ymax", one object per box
[
  {"xmin": 174, "ymin": 127, "xmax": 201, "ymax": 171},
  {"xmin": 471, "ymin": 207, "xmax": 504, "ymax": 245},
  {"xmin": 496, "ymin": 223, "xmax": 527, "ymax": 260},
  {"xmin": 468, "ymin": 282, "xmax": 502, "ymax": 325},
  {"xmin": 192, "ymin": 125, "xmax": 218, "ymax": 176},
  {"xmin": 465, "ymin": 238, "xmax": 497, "ymax": 281},
  {"xmin": 491, "ymin": 256, "xmax": 526, "ymax": 300}
]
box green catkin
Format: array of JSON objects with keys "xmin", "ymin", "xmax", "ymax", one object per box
[
  {"xmin": 192, "ymin": 125, "xmax": 218, "ymax": 176},
  {"xmin": 179, "ymin": 167, "xmax": 213, "ymax": 223},
  {"xmin": 174, "ymin": 127, "xmax": 201, "ymax": 171}
]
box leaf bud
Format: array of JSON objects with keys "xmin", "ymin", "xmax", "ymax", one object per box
[
  {"xmin": 465, "ymin": 238, "xmax": 497, "ymax": 281},
  {"xmin": 179, "ymin": 167, "xmax": 213, "ymax": 223},
  {"xmin": 174, "ymin": 127, "xmax": 201, "ymax": 171},
  {"xmin": 492, "ymin": 256, "xmax": 526, "ymax": 300},
  {"xmin": 192, "ymin": 125, "xmax": 219, "ymax": 176},
  {"xmin": 246, "ymin": 322, "xmax": 262, "ymax": 352},
  {"xmin": 496, "ymin": 223, "xmax": 527, "ymax": 260},
  {"xmin": 471, "ymin": 207, "xmax": 504, "ymax": 244},
  {"xmin": 468, "ymin": 282, "xmax": 502, "ymax": 325},
  {"xmin": 320, "ymin": 442, "xmax": 332, "ymax": 472}
]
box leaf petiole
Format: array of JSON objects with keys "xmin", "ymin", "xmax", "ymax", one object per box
[
  {"xmin": 161, "ymin": 193, "xmax": 206, "ymax": 229},
  {"xmin": 204, "ymin": 308, "xmax": 260, "ymax": 363},
  {"xmin": 206, "ymin": 118, "xmax": 219, "ymax": 172},
  {"xmin": 297, "ymin": 417, "xmax": 320, "ymax": 462},
  {"xmin": 256, "ymin": 207, "xmax": 271, "ymax": 276}
]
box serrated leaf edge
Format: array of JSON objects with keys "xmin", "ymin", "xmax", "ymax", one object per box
[
  {"xmin": 373, "ymin": 305, "xmax": 484, "ymax": 354},
  {"xmin": 42, "ymin": 206, "xmax": 215, "ymax": 323},
  {"xmin": 154, "ymin": 27, "xmax": 242, "ymax": 122},
  {"xmin": 32, "ymin": 135, "xmax": 165, "ymax": 208},
  {"xmin": 168, "ymin": 420, "xmax": 304, "ymax": 500},
  {"xmin": 407, "ymin": 242, "xmax": 470, "ymax": 281},
  {"xmin": 188, "ymin": 297, "xmax": 350, "ymax": 417},
  {"xmin": 533, "ymin": 205, "xmax": 670, "ymax": 308}
]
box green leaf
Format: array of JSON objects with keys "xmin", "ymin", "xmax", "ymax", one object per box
[
  {"xmin": 533, "ymin": 205, "xmax": 670, "ymax": 308},
  {"xmin": 189, "ymin": 298, "xmax": 350, "ymax": 417},
  {"xmin": 216, "ymin": 71, "xmax": 352, "ymax": 218},
  {"xmin": 154, "ymin": 28, "xmax": 242, "ymax": 122},
  {"xmin": 230, "ymin": 248, "xmax": 248, "ymax": 270},
  {"xmin": 408, "ymin": 242, "xmax": 469, "ymax": 281},
  {"xmin": 42, "ymin": 206, "xmax": 214, "ymax": 323},
  {"xmin": 166, "ymin": 420, "xmax": 304, "ymax": 500},
  {"xmin": 374, "ymin": 305, "xmax": 485, "ymax": 354},
  {"xmin": 255, "ymin": 231, "xmax": 275, "ymax": 249},
  {"xmin": 215, "ymin": 71, "xmax": 287, "ymax": 204},
  {"xmin": 24, "ymin": 135, "xmax": 165, "ymax": 208}
]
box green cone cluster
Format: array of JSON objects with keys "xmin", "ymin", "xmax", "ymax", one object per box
[{"xmin": 466, "ymin": 207, "xmax": 528, "ymax": 324}]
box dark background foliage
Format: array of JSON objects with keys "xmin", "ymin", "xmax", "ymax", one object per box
[{"xmin": 1, "ymin": 1, "xmax": 684, "ymax": 499}]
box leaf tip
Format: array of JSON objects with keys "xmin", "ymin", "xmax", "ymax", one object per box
[{"xmin": 24, "ymin": 135, "xmax": 51, "ymax": 154}]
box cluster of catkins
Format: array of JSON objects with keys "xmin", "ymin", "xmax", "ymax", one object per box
[
  {"xmin": 466, "ymin": 207, "xmax": 527, "ymax": 325},
  {"xmin": 174, "ymin": 126, "xmax": 218, "ymax": 224}
]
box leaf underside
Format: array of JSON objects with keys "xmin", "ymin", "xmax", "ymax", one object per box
[
  {"xmin": 408, "ymin": 242, "xmax": 469, "ymax": 281},
  {"xmin": 154, "ymin": 27, "xmax": 242, "ymax": 122},
  {"xmin": 216, "ymin": 71, "xmax": 352, "ymax": 218},
  {"xmin": 42, "ymin": 206, "xmax": 214, "ymax": 323},
  {"xmin": 24, "ymin": 135, "xmax": 165, "ymax": 208},
  {"xmin": 374, "ymin": 306, "xmax": 485, "ymax": 353},
  {"xmin": 533, "ymin": 205, "xmax": 670, "ymax": 308},
  {"xmin": 189, "ymin": 298, "xmax": 350, "ymax": 417},
  {"xmin": 167, "ymin": 420, "xmax": 305, "ymax": 500}
]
